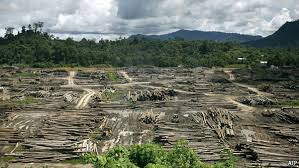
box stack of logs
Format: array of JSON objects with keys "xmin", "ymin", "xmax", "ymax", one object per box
[
  {"xmin": 155, "ymin": 112, "xmax": 231, "ymax": 162},
  {"xmin": 5, "ymin": 110, "xmax": 105, "ymax": 163},
  {"xmin": 127, "ymin": 89, "xmax": 176, "ymax": 102},
  {"xmin": 194, "ymin": 108, "xmax": 235, "ymax": 139},
  {"xmin": 262, "ymin": 109, "xmax": 299, "ymax": 124},
  {"xmin": 238, "ymin": 95, "xmax": 277, "ymax": 106},
  {"xmin": 139, "ymin": 111, "xmax": 160, "ymax": 124}
]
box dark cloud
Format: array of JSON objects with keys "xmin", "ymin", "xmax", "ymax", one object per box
[{"xmin": 115, "ymin": 0, "xmax": 161, "ymax": 19}]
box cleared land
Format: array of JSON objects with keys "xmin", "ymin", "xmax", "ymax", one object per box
[{"xmin": 0, "ymin": 67, "xmax": 298, "ymax": 168}]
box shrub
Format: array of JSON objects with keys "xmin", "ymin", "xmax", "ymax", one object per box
[
  {"xmin": 82, "ymin": 142, "xmax": 236, "ymax": 168},
  {"xmin": 258, "ymin": 84, "xmax": 272, "ymax": 92},
  {"xmin": 129, "ymin": 144, "xmax": 167, "ymax": 167},
  {"xmin": 105, "ymin": 71, "xmax": 119, "ymax": 81},
  {"xmin": 166, "ymin": 141, "xmax": 202, "ymax": 168}
]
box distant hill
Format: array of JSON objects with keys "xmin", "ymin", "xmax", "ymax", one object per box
[
  {"xmin": 129, "ymin": 29, "xmax": 262, "ymax": 43},
  {"xmin": 245, "ymin": 20, "xmax": 299, "ymax": 48}
]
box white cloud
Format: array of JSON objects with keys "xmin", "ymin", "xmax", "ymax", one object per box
[
  {"xmin": 262, "ymin": 8, "xmax": 293, "ymax": 34},
  {"xmin": 0, "ymin": 0, "xmax": 298, "ymax": 40},
  {"xmin": 270, "ymin": 8, "xmax": 292, "ymax": 27},
  {"xmin": 0, "ymin": 29, "xmax": 6, "ymax": 37},
  {"xmin": 51, "ymin": 33, "xmax": 125, "ymax": 41}
]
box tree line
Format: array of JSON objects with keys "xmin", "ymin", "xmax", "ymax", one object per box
[{"xmin": 1, "ymin": 24, "xmax": 299, "ymax": 68}]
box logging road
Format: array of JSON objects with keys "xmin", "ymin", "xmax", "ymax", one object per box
[
  {"xmin": 224, "ymin": 69, "xmax": 273, "ymax": 97},
  {"xmin": 119, "ymin": 71, "xmax": 132, "ymax": 83},
  {"xmin": 62, "ymin": 71, "xmax": 96, "ymax": 109},
  {"xmin": 119, "ymin": 70, "xmax": 195, "ymax": 94}
]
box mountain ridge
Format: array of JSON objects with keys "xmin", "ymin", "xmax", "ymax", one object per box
[
  {"xmin": 244, "ymin": 20, "xmax": 299, "ymax": 48},
  {"xmin": 129, "ymin": 29, "xmax": 263, "ymax": 43}
]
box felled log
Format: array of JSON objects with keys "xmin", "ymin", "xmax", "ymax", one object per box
[
  {"xmin": 127, "ymin": 89, "xmax": 177, "ymax": 102},
  {"xmin": 201, "ymin": 108, "xmax": 235, "ymax": 139},
  {"xmin": 139, "ymin": 110, "xmax": 160, "ymax": 124},
  {"xmin": 238, "ymin": 95, "xmax": 277, "ymax": 106}
]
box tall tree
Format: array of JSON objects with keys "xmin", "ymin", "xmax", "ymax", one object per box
[
  {"xmin": 33, "ymin": 22, "xmax": 38, "ymax": 33},
  {"xmin": 28, "ymin": 24, "xmax": 32, "ymax": 31},
  {"xmin": 5, "ymin": 27, "xmax": 14, "ymax": 38},
  {"xmin": 5, "ymin": 27, "xmax": 14, "ymax": 35},
  {"xmin": 33, "ymin": 22, "xmax": 44, "ymax": 33},
  {"xmin": 21, "ymin": 26, "xmax": 26, "ymax": 34},
  {"xmin": 37, "ymin": 22, "xmax": 44, "ymax": 32}
]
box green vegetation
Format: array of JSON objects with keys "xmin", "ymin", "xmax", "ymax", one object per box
[
  {"xmin": 101, "ymin": 91, "xmax": 127, "ymax": 102},
  {"xmin": 234, "ymin": 67, "xmax": 299, "ymax": 82},
  {"xmin": 0, "ymin": 156, "xmax": 14, "ymax": 163},
  {"xmin": 1, "ymin": 24, "xmax": 299, "ymax": 68},
  {"xmin": 13, "ymin": 71, "xmax": 38, "ymax": 78},
  {"xmin": 13, "ymin": 96, "xmax": 38, "ymax": 106},
  {"xmin": 279, "ymin": 100, "xmax": 299, "ymax": 107},
  {"xmin": 105, "ymin": 71, "xmax": 120, "ymax": 81},
  {"xmin": 80, "ymin": 142, "xmax": 237, "ymax": 168},
  {"xmin": 61, "ymin": 157, "xmax": 87, "ymax": 165}
]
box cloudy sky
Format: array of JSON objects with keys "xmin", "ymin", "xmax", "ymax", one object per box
[{"xmin": 0, "ymin": 0, "xmax": 298, "ymax": 40}]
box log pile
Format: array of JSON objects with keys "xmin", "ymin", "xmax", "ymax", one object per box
[
  {"xmin": 237, "ymin": 124, "xmax": 299, "ymax": 167},
  {"xmin": 198, "ymin": 108, "xmax": 235, "ymax": 139},
  {"xmin": 76, "ymin": 139, "xmax": 98, "ymax": 154},
  {"xmin": 76, "ymin": 71, "xmax": 110, "ymax": 81},
  {"xmin": 127, "ymin": 89, "xmax": 176, "ymax": 102},
  {"xmin": 91, "ymin": 92, "xmax": 104, "ymax": 102},
  {"xmin": 139, "ymin": 111, "xmax": 160, "ymax": 124},
  {"xmin": 238, "ymin": 95, "xmax": 277, "ymax": 106},
  {"xmin": 235, "ymin": 143, "xmax": 258, "ymax": 161},
  {"xmin": 63, "ymin": 92, "xmax": 79, "ymax": 103},
  {"xmin": 89, "ymin": 88, "xmax": 116, "ymax": 107},
  {"xmin": 243, "ymin": 140, "xmax": 299, "ymax": 168},
  {"xmin": 0, "ymin": 127, "xmax": 23, "ymax": 155},
  {"xmin": 281, "ymin": 81, "xmax": 299, "ymax": 90},
  {"xmin": 154, "ymin": 120, "xmax": 230, "ymax": 162},
  {"xmin": 26, "ymin": 91, "xmax": 51, "ymax": 98},
  {"xmin": 7, "ymin": 110, "xmax": 105, "ymax": 163},
  {"xmin": 262, "ymin": 109, "xmax": 299, "ymax": 124}
]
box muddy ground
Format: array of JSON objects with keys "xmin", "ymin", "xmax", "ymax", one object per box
[{"xmin": 0, "ymin": 67, "xmax": 298, "ymax": 168}]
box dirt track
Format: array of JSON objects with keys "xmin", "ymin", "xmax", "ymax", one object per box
[
  {"xmin": 119, "ymin": 71, "xmax": 132, "ymax": 83},
  {"xmin": 75, "ymin": 88, "xmax": 95, "ymax": 109},
  {"xmin": 224, "ymin": 69, "xmax": 273, "ymax": 96},
  {"xmin": 63, "ymin": 71, "xmax": 96, "ymax": 109}
]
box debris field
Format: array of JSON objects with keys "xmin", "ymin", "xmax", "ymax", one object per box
[{"xmin": 0, "ymin": 67, "xmax": 298, "ymax": 167}]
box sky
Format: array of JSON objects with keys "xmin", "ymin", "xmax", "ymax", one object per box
[{"xmin": 0, "ymin": 0, "xmax": 298, "ymax": 40}]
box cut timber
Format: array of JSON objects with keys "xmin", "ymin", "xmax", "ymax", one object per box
[{"xmin": 199, "ymin": 108, "xmax": 235, "ymax": 139}]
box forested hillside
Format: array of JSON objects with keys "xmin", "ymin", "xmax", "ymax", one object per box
[
  {"xmin": 245, "ymin": 20, "xmax": 299, "ymax": 48},
  {"xmin": 1, "ymin": 25, "xmax": 299, "ymax": 68}
]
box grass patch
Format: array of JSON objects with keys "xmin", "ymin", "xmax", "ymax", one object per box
[
  {"xmin": 105, "ymin": 71, "xmax": 119, "ymax": 81},
  {"xmin": 13, "ymin": 71, "xmax": 38, "ymax": 78},
  {"xmin": 0, "ymin": 156, "xmax": 14, "ymax": 163},
  {"xmin": 13, "ymin": 96, "xmax": 38, "ymax": 106},
  {"xmin": 101, "ymin": 91, "xmax": 126, "ymax": 102},
  {"xmin": 279, "ymin": 100, "xmax": 299, "ymax": 107}
]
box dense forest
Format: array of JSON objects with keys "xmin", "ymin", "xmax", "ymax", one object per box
[{"xmin": 1, "ymin": 24, "xmax": 299, "ymax": 68}]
